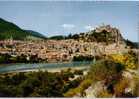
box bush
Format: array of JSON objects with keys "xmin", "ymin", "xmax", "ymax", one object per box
[
  {"xmin": 64, "ymin": 79, "xmax": 92, "ymax": 97},
  {"xmin": 74, "ymin": 70, "xmax": 83, "ymax": 75},
  {"xmin": 64, "ymin": 88, "xmax": 79, "ymax": 97},
  {"xmin": 79, "ymin": 79, "xmax": 92, "ymax": 91},
  {"xmin": 63, "ymin": 77, "xmax": 82, "ymax": 93},
  {"xmin": 110, "ymin": 52, "xmax": 138, "ymax": 70},
  {"xmin": 0, "ymin": 71, "xmax": 66, "ymax": 97},
  {"xmin": 87, "ymin": 59, "xmax": 125, "ymax": 81},
  {"xmin": 114, "ymin": 78, "xmax": 129, "ymax": 97},
  {"xmin": 73, "ymin": 55, "xmax": 100, "ymax": 61},
  {"xmin": 0, "ymin": 53, "xmax": 47, "ymax": 63},
  {"xmin": 97, "ymin": 90, "xmax": 113, "ymax": 98},
  {"xmin": 133, "ymin": 75, "xmax": 139, "ymax": 97}
]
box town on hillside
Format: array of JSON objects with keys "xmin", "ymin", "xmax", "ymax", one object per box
[{"xmin": 0, "ymin": 25, "xmax": 138, "ymax": 63}]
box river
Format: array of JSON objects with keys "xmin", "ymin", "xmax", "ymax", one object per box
[{"xmin": 0, "ymin": 61, "xmax": 93, "ymax": 73}]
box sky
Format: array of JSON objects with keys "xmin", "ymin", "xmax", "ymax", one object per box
[{"xmin": 0, "ymin": 1, "xmax": 138, "ymax": 42}]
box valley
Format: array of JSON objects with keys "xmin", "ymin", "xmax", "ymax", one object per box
[{"xmin": 0, "ymin": 18, "xmax": 138, "ymax": 98}]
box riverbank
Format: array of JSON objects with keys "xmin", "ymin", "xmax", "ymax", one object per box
[
  {"xmin": 0, "ymin": 61, "xmax": 92, "ymax": 74},
  {"xmin": 13, "ymin": 66, "xmax": 89, "ymax": 73}
]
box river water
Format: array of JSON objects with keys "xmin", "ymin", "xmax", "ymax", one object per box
[{"xmin": 0, "ymin": 61, "xmax": 93, "ymax": 73}]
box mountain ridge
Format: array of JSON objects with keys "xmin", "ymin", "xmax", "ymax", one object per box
[
  {"xmin": 0, "ymin": 17, "xmax": 137, "ymax": 49},
  {"xmin": 0, "ymin": 18, "xmax": 47, "ymax": 40}
]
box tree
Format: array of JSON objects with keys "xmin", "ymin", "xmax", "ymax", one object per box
[{"xmin": 88, "ymin": 59, "xmax": 125, "ymax": 82}]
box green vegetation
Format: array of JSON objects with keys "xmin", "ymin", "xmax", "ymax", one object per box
[
  {"xmin": 0, "ymin": 71, "xmax": 64, "ymax": 97},
  {"xmin": 133, "ymin": 75, "xmax": 139, "ymax": 97},
  {"xmin": 48, "ymin": 34, "xmax": 80, "ymax": 40},
  {"xmin": 86, "ymin": 59, "xmax": 125, "ymax": 96},
  {"xmin": 114, "ymin": 77, "xmax": 130, "ymax": 97},
  {"xmin": 0, "ymin": 69, "xmax": 83, "ymax": 97},
  {"xmin": 64, "ymin": 59, "xmax": 124, "ymax": 97},
  {"xmin": 0, "ymin": 53, "xmax": 47, "ymax": 63},
  {"xmin": 125, "ymin": 39, "xmax": 139, "ymax": 49},
  {"xmin": 90, "ymin": 30, "xmax": 115, "ymax": 43},
  {"xmin": 61, "ymin": 29, "xmax": 119, "ymax": 44},
  {"xmin": 48, "ymin": 28, "xmax": 121, "ymax": 44},
  {"xmin": 0, "ymin": 53, "xmax": 138, "ymax": 97},
  {"xmin": 64, "ymin": 79, "xmax": 92, "ymax": 97},
  {"xmin": 97, "ymin": 90, "xmax": 113, "ymax": 98},
  {"xmin": 65, "ymin": 55, "xmax": 138, "ymax": 97},
  {"xmin": 109, "ymin": 51, "xmax": 138, "ymax": 70},
  {"xmin": 0, "ymin": 18, "xmax": 47, "ymax": 40},
  {"xmin": 87, "ymin": 59, "xmax": 125, "ymax": 81},
  {"xmin": 0, "ymin": 18, "xmax": 138, "ymax": 98},
  {"xmin": 73, "ymin": 55, "xmax": 100, "ymax": 61},
  {"xmin": 25, "ymin": 30, "xmax": 47, "ymax": 40},
  {"xmin": 49, "ymin": 35, "xmax": 66, "ymax": 40}
]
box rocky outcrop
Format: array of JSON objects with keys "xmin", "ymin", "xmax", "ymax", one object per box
[
  {"xmin": 95, "ymin": 25, "xmax": 124, "ymax": 44},
  {"xmin": 77, "ymin": 25, "xmax": 125, "ymax": 45},
  {"xmin": 85, "ymin": 81, "xmax": 105, "ymax": 97}
]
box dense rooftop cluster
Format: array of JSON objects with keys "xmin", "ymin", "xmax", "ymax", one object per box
[{"xmin": 0, "ymin": 38, "xmax": 132, "ymax": 63}]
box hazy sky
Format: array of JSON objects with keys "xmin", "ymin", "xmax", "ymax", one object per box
[{"xmin": 0, "ymin": 1, "xmax": 138, "ymax": 42}]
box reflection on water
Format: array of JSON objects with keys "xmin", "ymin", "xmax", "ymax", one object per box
[{"xmin": 0, "ymin": 61, "xmax": 93, "ymax": 73}]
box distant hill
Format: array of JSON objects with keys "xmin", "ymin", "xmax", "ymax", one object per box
[
  {"xmin": 49, "ymin": 35, "xmax": 66, "ymax": 40},
  {"xmin": 124, "ymin": 39, "xmax": 139, "ymax": 48},
  {"xmin": 0, "ymin": 18, "xmax": 47, "ymax": 40},
  {"xmin": 25, "ymin": 30, "xmax": 47, "ymax": 40}
]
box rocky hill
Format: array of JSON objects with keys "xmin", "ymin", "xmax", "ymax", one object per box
[{"xmin": 71, "ymin": 25, "xmax": 125, "ymax": 45}]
